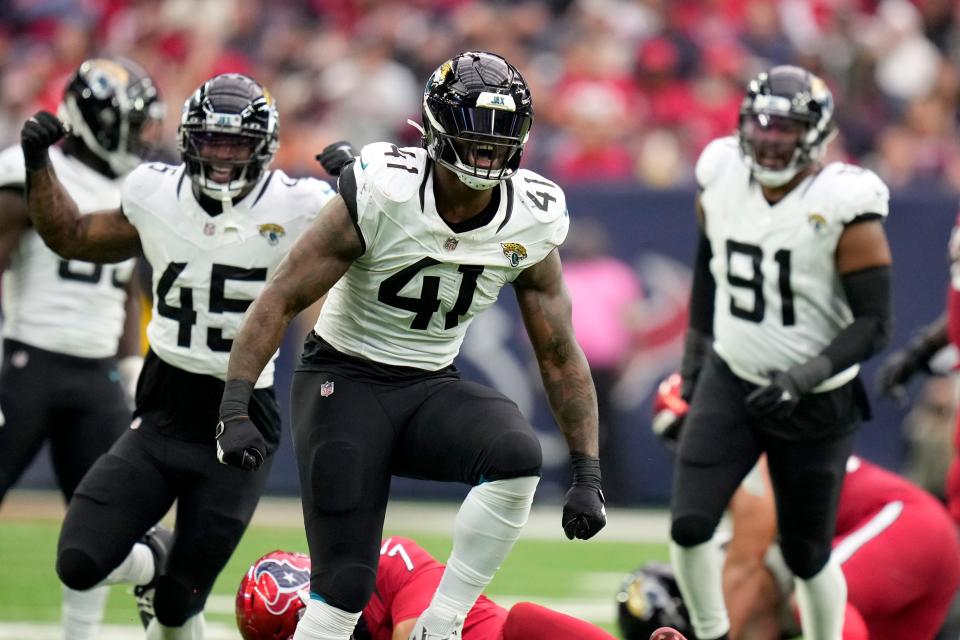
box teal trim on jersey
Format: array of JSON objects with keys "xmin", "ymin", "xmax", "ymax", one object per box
[
  {"xmin": 310, "ymin": 592, "xmax": 327, "ymax": 602},
  {"xmin": 478, "ymin": 474, "xmax": 488, "ymax": 484},
  {"xmin": 360, "ymin": 159, "xmax": 369, "ymax": 170}
]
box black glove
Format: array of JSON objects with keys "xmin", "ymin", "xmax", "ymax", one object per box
[
  {"xmin": 679, "ymin": 329, "xmax": 711, "ymax": 402},
  {"xmin": 21, "ymin": 111, "xmax": 67, "ymax": 171},
  {"xmin": 315, "ymin": 140, "xmax": 357, "ymax": 177},
  {"xmin": 745, "ymin": 370, "xmax": 803, "ymax": 419},
  {"xmin": 875, "ymin": 349, "xmax": 923, "ymax": 406},
  {"xmin": 562, "ymin": 453, "xmax": 606, "ymax": 540},
  {"xmin": 217, "ymin": 378, "xmax": 264, "ymax": 471},
  {"xmin": 215, "ymin": 416, "xmax": 266, "ymax": 471}
]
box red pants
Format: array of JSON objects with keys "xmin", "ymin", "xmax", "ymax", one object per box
[{"xmin": 499, "ymin": 602, "xmax": 617, "ymax": 640}]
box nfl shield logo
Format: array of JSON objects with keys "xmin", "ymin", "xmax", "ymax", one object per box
[
  {"xmin": 203, "ymin": 222, "xmax": 216, "ymax": 236},
  {"xmin": 444, "ymin": 236, "xmax": 459, "ymax": 251},
  {"xmin": 320, "ymin": 381, "xmax": 335, "ymax": 397}
]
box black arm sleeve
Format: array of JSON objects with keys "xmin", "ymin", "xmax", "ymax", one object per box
[
  {"xmin": 680, "ymin": 231, "xmax": 716, "ymax": 399},
  {"xmin": 821, "ymin": 265, "xmax": 893, "ymax": 373},
  {"xmin": 689, "ymin": 231, "xmax": 715, "ymax": 335}
]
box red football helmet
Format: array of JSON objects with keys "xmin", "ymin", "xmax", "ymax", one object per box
[
  {"xmin": 236, "ymin": 550, "xmax": 311, "ymax": 640},
  {"xmin": 652, "ymin": 373, "xmax": 688, "ymax": 444}
]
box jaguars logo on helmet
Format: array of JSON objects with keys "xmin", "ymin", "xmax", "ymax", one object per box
[
  {"xmin": 421, "ymin": 51, "xmax": 533, "ymax": 191},
  {"xmin": 617, "ymin": 562, "xmax": 694, "ymax": 640},
  {"xmin": 58, "ymin": 57, "xmax": 164, "ymax": 176}
]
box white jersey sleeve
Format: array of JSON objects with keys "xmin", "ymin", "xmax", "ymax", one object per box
[
  {"xmin": 826, "ymin": 163, "xmax": 890, "ymax": 224},
  {"xmin": 1, "ymin": 145, "xmax": 133, "ymax": 358},
  {"xmin": 0, "ymin": 145, "xmax": 26, "ymax": 187},
  {"xmin": 695, "ymin": 137, "xmax": 740, "ymax": 191}
]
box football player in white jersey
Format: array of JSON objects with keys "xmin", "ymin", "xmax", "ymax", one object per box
[
  {"xmin": 20, "ymin": 73, "xmax": 335, "ymax": 640},
  {"xmin": 216, "ymin": 51, "xmax": 606, "ymax": 640},
  {"xmin": 666, "ymin": 66, "xmax": 893, "ymax": 640},
  {"xmin": 0, "ymin": 57, "xmax": 163, "ymax": 640}
]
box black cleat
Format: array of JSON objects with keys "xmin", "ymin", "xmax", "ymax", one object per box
[{"xmin": 132, "ymin": 524, "xmax": 173, "ymax": 628}]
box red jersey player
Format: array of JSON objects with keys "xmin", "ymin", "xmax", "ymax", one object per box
[
  {"xmin": 236, "ymin": 536, "xmax": 619, "ymax": 640},
  {"xmin": 723, "ymin": 456, "xmax": 960, "ymax": 640}
]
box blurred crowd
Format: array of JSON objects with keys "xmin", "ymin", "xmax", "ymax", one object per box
[{"xmin": 3, "ymin": 0, "xmax": 960, "ymax": 190}]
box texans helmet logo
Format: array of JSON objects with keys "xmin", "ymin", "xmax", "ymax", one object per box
[{"xmin": 252, "ymin": 554, "xmax": 311, "ymax": 615}]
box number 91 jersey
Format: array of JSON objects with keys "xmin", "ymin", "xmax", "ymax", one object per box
[
  {"xmin": 316, "ymin": 142, "xmax": 569, "ymax": 370},
  {"xmin": 121, "ymin": 163, "xmax": 334, "ymax": 387},
  {"xmin": 697, "ymin": 136, "xmax": 889, "ymax": 388},
  {"xmin": 0, "ymin": 145, "xmax": 134, "ymax": 359}
]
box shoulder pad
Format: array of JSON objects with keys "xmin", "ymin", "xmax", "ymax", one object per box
[
  {"xmin": 695, "ymin": 136, "xmax": 740, "ymax": 190},
  {"xmin": 821, "ymin": 163, "xmax": 890, "ymax": 223},
  {"xmin": 356, "ymin": 142, "xmax": 428, "ymax": 204},
  {"xmin": 122, "ymin": 162, "xmax": 179, "ymax": 206},
  {"xmin": 0, "ymin": 145, "xmax": 26, "ymax": 188},
  {"xmin": 267, "ymin": 171, "xmax": 336, "ymax": 218},
  {"xmin": 513, "ymin": 169, "xmax": 567, "ymax": 224}
]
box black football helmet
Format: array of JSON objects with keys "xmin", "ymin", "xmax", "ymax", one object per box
[
  {"xmin": 422, "ymin": 51, "xmax": 533, "ymax": 190},
  {"xmin": 617, "ymin": 562, "xmax": 694, "ymax": 640},
  {"xmin": 58, "ymin": 57, "xmax": 164, "ymax": 176},
  {"xmin": 737, "ymin": 65, "xmax": 835, "ymax": 188},
  {"xmin": 178, "ymin": 73, "xmax": 279, "ymax": 200}
]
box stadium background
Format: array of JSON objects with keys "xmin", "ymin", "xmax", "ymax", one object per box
[{"xmin": 2, "ymin": 0, "xmax": 960, "ymax": 637}]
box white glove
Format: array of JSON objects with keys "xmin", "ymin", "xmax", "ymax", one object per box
[{"xmin": 117, "ymin": 355, "xmax": 144, "ymax": 410}]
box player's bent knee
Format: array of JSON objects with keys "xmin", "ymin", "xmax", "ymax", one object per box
[
  {"xmin": 481, "ymin": 430, "xmax": 542, "ymax": 481},
  {"xmin": 57, "ymin": 548, "xmax": 105, "ymax": 591},
  {"xmin": 154, "ymin": 575, "xmax": 197, "ymax": 628},
  {"xmin": 318, "ymin": 564, "xmax": 376, "ymax": 612},
  {"xmin": 310, "ymin": 440, "xmax": 362, "ymax": 514},
  {"xmin": 780, "ymin": 538, "xmax": 830, "ymax": 579},
  {"xmin": 670, "ymin": 515, "xmax": 716, "ymax": 547}
]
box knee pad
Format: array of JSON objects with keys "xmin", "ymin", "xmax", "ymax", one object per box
[
  {"xmin": 481, "ymin": 430, "xmax": 542, "ymax": 481},
  {"xmin": 780, "ymin": 536, "xmax": 830, "ymax": 579},
  {"xmin": 154, "ymin": 575, "xmax": 197, "ymax": 628},
  {"xmin": 315, "ymin": 563, "xmax": 376, "ymax": 612},
  {"xmin": 310, "ymin": 440, "xmax": 362, "ymax": 514},
  {"xmin": 670, "ymin": 514, "xmax": 716, "ymax": 548},
  {"xmin": 57, "ymin": 548, "xmax": 106, "ymax": 591}
]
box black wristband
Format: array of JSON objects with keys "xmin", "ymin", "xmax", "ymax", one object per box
[
  {"xmin": 570, "ymin": 452, "xmax": 601, "ymax": 488},
  {"xmin": 220, "ymin": 379, "xmax": 255, "ymax": 420},
  {"xmin": 23, "ymin": 149, "xmax": 50, "ymax": 172}
]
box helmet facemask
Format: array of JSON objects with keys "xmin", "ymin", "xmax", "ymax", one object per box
[
  {"xmin": 737, "ymin": 67, "xmax": 836, "ymax": 188},
  {"xmin": 424, "ymin": 96, "xmax": 531, "ymax": 190},
  {"xmin": 180, "ymin": 126, "xmax": 272, "ymax": 201}
]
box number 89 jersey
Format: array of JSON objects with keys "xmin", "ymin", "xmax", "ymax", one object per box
[
  {"xmin": 697, "ymin": 136, "xmax": 889, "ymax": 388},
  {"xmin": 316, "ymin": 142, "xmax": 569, "ymax": 370},
  {"xmin": 0, "ymin": 145, "xmax": 134, "ymax": 359},
  {"xmin": 121, "ymin": 163, "xmax": 333, "ymax": 387}
]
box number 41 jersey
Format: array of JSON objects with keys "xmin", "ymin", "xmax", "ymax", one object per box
[
  {"xmin": 697, "ymin": 136, "xmax": 890, "ymax": 389},
  {"xmin": 121, "ymin": 163, "xmax": 334, "ymax": 387},
  {"xmin": 316, "ymin": 142, "xmax": 569, "ymax": 370}
]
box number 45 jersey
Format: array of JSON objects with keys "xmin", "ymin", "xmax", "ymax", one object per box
[
  {"xmin": 316, "ymin": 142, "xmax": 569, "ymax": 370},
  {"xmin": 697, "ymin": 136, "xmax": 890, "ymax": 389},
  {"xmin": 121, "ymin": 163, "xmax": 334, "ymax": 387},
  {"xmin": 0, "ymin": 145, "xmax": 135, "ymax": 359}
]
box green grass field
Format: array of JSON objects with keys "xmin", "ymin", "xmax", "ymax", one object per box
[{"xmin": 0, "ymin": 501, "xmax": 671, "ymax": 638}]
